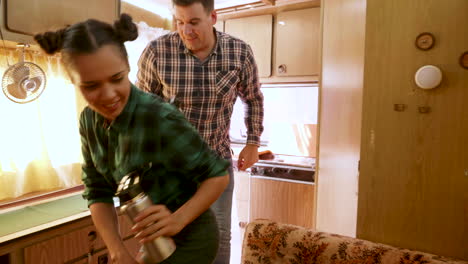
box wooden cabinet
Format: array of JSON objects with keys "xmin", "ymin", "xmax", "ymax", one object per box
[
  {"xmin": 23, "ymin": 224, "xmax": 103, "ymax": 264},
  {"xmin": 274, "ymin": 8, "xmax": 320, "ymax": 77},
  {"xmin": 222, "ymin": 7, "xmax": 320, "ymax": 82},
  {"xmin": 225, "ymin": 15, "xmax": 273, "ymax": 78},
  {"xmin": 249, "ymin": 177, "xmax": 315, "ymax": 228},
  {"xmin": 4, "ymin": 0, "xmax": 119, "ymax": 45},
  {"xmin": 0, "ymin": 214, "xmax": 139, "ymax": 264}
]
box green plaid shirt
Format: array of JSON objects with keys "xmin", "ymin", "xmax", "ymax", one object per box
[{"xmin": 80, "ymin": 84, "xmax": 229, "ymax": 209}]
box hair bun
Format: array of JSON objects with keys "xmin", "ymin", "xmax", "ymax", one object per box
[
  {"xmin": 34, "ymin": 28, "xmax": 67, "ymax": 55},
  {"xmin": 114, "ymin": 13, "xmax": 138, "ymax": 42}
]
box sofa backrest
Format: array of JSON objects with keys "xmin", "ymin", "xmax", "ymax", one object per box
[{"xmin": 241, "ymin": 219, "xmax": 468, "ymax": 264}]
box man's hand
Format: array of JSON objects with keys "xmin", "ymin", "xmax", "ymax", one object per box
[{"xmin": 237, "ymin": 144, "xmax": 259, "ymax": 171}]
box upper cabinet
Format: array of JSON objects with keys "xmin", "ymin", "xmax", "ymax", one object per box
[
  {"xmin": 225, "ymin": 15, "xmax": 273, "ymax": 78},
  {"xmin": 275, "ymin": 8, "xmax": 320, "ymax": 77},
  {"xmin": 220, "ymin": 6, "xmax": 321, "ymax": 82},
  {"xmin": 2, "ymin": 0, "xmax": 119, "ymax": 45}
]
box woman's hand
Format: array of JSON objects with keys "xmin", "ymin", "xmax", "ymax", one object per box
[
  {"xmin": 110, "ymin": 250, "xmax": 138, "ymax": 264},
  {"xmin": 132, "ymin": 204, "xmax": 185, "ymax": 243}
]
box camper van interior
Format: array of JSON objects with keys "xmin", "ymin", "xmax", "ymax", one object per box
[{"xmin": 0, "ymin": 0, "xmax": 466, "ymax": 263}]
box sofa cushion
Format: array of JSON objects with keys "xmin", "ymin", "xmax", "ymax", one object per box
[{"xmin": 241, "ymin": 219, "xmax": 467, "ymax": 264}]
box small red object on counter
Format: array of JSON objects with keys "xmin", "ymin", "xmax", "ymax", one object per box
[{"xmin": 258, "ymin": 150, "xmax": 275, "ymax": 160}]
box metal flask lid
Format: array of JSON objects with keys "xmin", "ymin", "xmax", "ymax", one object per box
[{"xmin": 116, "ymin": 171, "xmax": 144, "ymax": 204}]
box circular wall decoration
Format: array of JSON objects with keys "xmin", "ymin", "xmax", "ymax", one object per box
[
  {"xmin": 415, "ymin": 32, "xmax": 435, "ymax": 51},
  {"xmin": 460, "ymin": 51, "xmax": 468, "ymax": 69}
]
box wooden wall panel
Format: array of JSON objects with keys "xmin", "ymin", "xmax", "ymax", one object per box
[
  {"xmin": 315, "ymin": 0, "xmax": 366, "ymax": 237},
  {"xmin": 357, "ymin": 0, "xmax": 468, "ymax": 260}
]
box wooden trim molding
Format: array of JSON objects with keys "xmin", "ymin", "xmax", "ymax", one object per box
[
  {"xmin": 217, "ymin": 0, "xmax": 320, "ymax": 20},
  {"xmin": 262, "ymin": 0, "xmax": 276, "ymax": 5},
  {"xmin": 0, "ymin": 185, "xmax": 84, "ymax": 211}
]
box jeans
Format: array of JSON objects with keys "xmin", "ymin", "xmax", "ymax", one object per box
[{"xmin": 211, "ymin": 161, "xmax": 234, "ymax": 264}]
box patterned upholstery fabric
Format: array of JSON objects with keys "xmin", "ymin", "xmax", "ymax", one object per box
[{"xmin": 241, "ymin": 219, "xmax": 468, "ymax": 264}]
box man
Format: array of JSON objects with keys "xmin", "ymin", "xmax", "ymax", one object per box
[{"xmin": 136, "ymin": 0, "xmax": 264, "ymax": 263}]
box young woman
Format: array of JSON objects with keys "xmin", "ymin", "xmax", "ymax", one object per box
[{"xmin": 34, "ymin": 14, "xmax": 229, "ymax": 264}]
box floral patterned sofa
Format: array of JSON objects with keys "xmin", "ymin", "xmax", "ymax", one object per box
[{"xmin": 241, "ymin": 219, "xmax": 468, "ymax": 264}]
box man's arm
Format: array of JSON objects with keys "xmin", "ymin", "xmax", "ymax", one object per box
[
  {"xmin": 237, "ymin": 44, "xmax": 264, "ymax": 170},
  {"xmin": 136, "ymin": 43, "xmax": 164, "ymax": 96}
]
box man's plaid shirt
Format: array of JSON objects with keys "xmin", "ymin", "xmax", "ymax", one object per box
[{"xmin": 136, "ymin": 30, "xmax": 264, "ymax": 158}]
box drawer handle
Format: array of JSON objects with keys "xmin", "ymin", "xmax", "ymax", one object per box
[{"xmin": 88, "ymin": 231, "xmax": 97, "ymax": 241}]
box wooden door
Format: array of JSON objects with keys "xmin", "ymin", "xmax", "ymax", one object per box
[
  {"xmin": 250, "ymin": 177, "xmax": 315, "ymax": 228},
  {"xmin": 275, "ymin": 8, "xmax": 320, "ymax": 76},
  {"xmin": 225, "ymin": 15, "xmax": 273, "ymax": 78},
  {"xmin": 357, "ymin": 0, "xmax": 468, "ymax": 259}
]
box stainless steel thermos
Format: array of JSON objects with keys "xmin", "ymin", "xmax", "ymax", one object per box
[{"xmin": 116, "ymin": 171, "xmax": 176, "ymax": 263}]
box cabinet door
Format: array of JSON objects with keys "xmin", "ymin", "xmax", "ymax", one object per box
[
  {"xmin": 24, "ymin": 225, "xmax": 97, "ymax": 264},
  {"xmin": 275, "ymin": 8, "xmax": 320, "ymax": 76},
  {"xmin": 7, "ymin": 0, "xmax": 119, "ymax": 35},
  {"xmin": 225, "ymin": 15, "xmax": 273, "ymax": 78},
  {"xmin": 250, "ymin": 177, "xmax": 314, "ymax": 228}
]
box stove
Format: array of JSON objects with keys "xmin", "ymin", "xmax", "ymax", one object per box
[{"xmin": 249, "ymin": 154, "xmax": 315, "ymax": 183}]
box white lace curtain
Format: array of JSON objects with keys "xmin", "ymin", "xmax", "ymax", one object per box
[
  {"xmin": 126, "ymin": 21, "xmax": 170, "ymax": 84},
  {"xmin": 0, "ymin": 48, "xmax": 84, "ymax": 202}
]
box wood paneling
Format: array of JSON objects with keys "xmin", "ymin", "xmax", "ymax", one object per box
[
  {"xmin": 261, "ymin": 0, "xmax": 275, "ymax": 5},
  {"xmin": 315, "ymin": 0, "xmax": 366, "ymax": 237},
  {"xmin": 0, "ymin": 217, "xmax": 94, "ymax": 256},
  {"xmin": 250, "ymin": 178, "xmax": 314, "ymax": 228},
  {"xmin": 357, "ymin": 0, "xmax": 468, "ymax": 259},
  {"xmin": 0, "ymin": 213, "xmax": 142, "ymax": 264},
  {"xmin": 24, "ymin": 225, "xmax": 97, "ymax": 264},
  {"xmin": 225, "ymin": 15, "xmax": 273, "ymax": 78}
]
